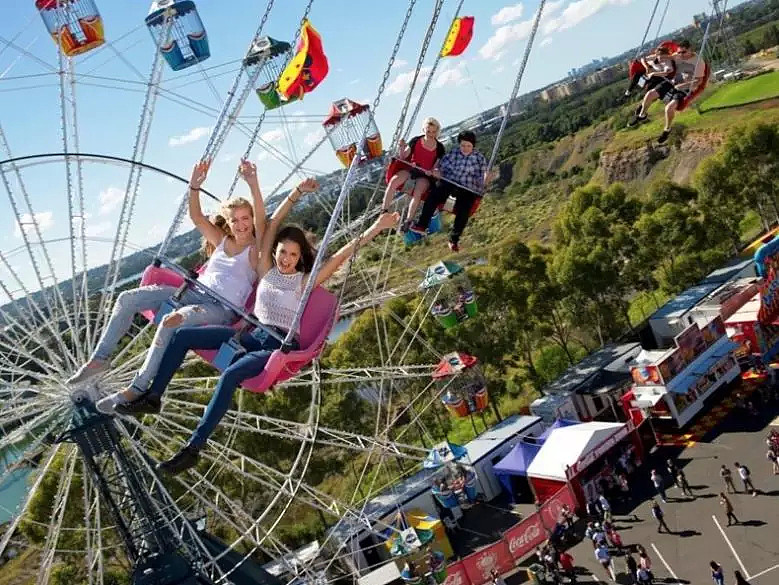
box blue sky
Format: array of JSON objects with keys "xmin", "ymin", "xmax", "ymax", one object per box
[{"xmin": 0, "ymin": 0, "xmax": 734, "ymax": 290}]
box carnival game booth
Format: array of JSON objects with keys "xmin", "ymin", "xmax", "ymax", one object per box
[
  {"xmin": 626, "ymin": 316, "xmax": 741, "ymax": 429},
  {"xmin": 526, "ymin": 420, "xmax": 643, "ymax": 506},
  {"xmin": 329, "ymin": 415, "xmax": 543, "ymax": 574}
]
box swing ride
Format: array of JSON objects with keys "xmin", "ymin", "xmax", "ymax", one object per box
[{"xmin": 0, "ymin": 0, "xmax": 588, "ymax": 581}]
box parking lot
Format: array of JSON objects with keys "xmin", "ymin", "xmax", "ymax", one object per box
[{"xmin": 505, "ymin": 394, "xmax": 779, "ymax": 584}]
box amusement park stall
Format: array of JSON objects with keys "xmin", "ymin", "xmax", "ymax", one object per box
[
  {"xmin": 725, "ymin": 237, "xmax": 779, "ymax": 363},
  {"xmin": 329, "ymin": 415, "xmax": 543, "ymax": 574},
  {"xmin": 624, "ymin": 316, "xmax": 740, "ymax": 429},
  {"xmin": 525, "ymin": 420, "xmax": 644, "ymax": 505}
]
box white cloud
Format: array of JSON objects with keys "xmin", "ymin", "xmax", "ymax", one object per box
[
  {"xmin": 542, "ymin": 0, "xmax": 632, "ymax": 35},
  {"xmin": 168, "ymin": 126, "xmax": 211, "ymax": 147},
  {"xmin": 14, "ymin": 211, "xmax": 53, "ymax": 238},
  {"xmin": 99, "ymin": 186, "xmax": 126, "ymax": 215},
  {"xmin": 433, "ymin": 63, "xmax": 469, "ymax": 89},
  {"xmin": 261, "ymin": 129, "xmax": 284, "ymax": 143},
  {"xmin": 491, "ymin": 3, "xmax": 524, "ymax": 26},
  {"xmin": 303, "ymin": 128, "xmax": 326, "ymax": 148},
  {"xmin": 478, "ymin": 1, "xmax": 570, "ymax": 60},
  {"xmin": 540, "ymin": 37, "xmax": 553, "ymax": 47},
  {"xmin": 86, "ymin": 220, "xmax": 112, "ymax": 237},
  {"xmin": 493, "ymin": 65, "xmax": 506, "ymax": 74},
  {"xmin": 386, "ymin": 67, "xmax": 431, "ymax": 95},
  {"xmin": 257, "ymin": 150, "xmax": 272, "ymax": 162},
  {"xmin": 349, "ymin": 78, "xmax": 360, "ymax": 85},
  {"xmin": 390, "ymin": 58, "xmax": 408, "ymax": 71}
]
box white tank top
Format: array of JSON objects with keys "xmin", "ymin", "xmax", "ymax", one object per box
[
  {"xmin": 254, "ymin": 267, "xmax": 304, "ymax": 335},
  {"xmin": 198, "ymin": 237, "xmax": 256, "ymax": 307}
]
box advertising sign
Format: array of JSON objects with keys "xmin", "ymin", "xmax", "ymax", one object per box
[
  {"xmin": 757, "ymin": 238, "xmax": 779, "ymax": 323},
  {"xmin": 461, "ymin": 541, "xmax": 513, "ymax": 585},
  {"xmin": 674, "ymin": 324, "xmax": 705, "ymax": 363},
  {"xmin": 701, "ymin": 316, "xmax": 726, "ymax": 346},
  {"xmin": 443, "ymin": 561, "xmax": 471, "ymax": 585},
  {"xmin": 565, "ymin": 421, "xmax": 634, "ymax": 479},
  {"xmin": 630, "ymin": 364, "xmax": 664, "ymax": 386}
]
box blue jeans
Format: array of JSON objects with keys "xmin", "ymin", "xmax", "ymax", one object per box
[{"xmin": 149, "ymin": 325, "xmax": 297, "ymax": 448}]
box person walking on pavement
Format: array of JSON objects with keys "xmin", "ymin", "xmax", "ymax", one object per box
[
  {"xmin": 558, "ymin": 550, "xmax": 576, "ymax": 584},
  {"xmin": 719, "ymin": 493, "xmax": 740, "ymax": 526},
  {"xmin": 720, "ymin": 464, "xmax": 737, "ymax": 494},
  {"xmin": 650, "ymin": 500, "xmax": 671, "ymax": 533},
  {"xmin": 636, "ymin": 566, "xmax": 653, "ymax": 585},
  {"xmin": 734, "ymin": 462, "xmax": 757, "ymax": 496},
  {"xmin": 650, "ymin": 469, "xmax": 667, "ymax": 503},
  {"xmin": 666, "ymin": 459, "xmax": 680, "ymax": 488},
  {"xmin": 734, "ymin": 570, "xmax": 752, "ymax": 584},
  {"xmin": 766, "ymin": 448, "xmax": 779, "ymax": 475},
  {"xmin": 599, "ymin": 493, "xmax": 612, "ymax": 523},
  {"xmin": 677, "ymin": 469, "xmax": 694, "ymax": 498},
  {"xmin": 595, "ymin": 542, "xmax": 615, "ymax": 582},
  {"xmin": 710, "ymin": 561, "xmax": 725, "ymax": 585}
]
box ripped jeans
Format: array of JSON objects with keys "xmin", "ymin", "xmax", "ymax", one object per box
[{"xmin": 90, "ymin": 285, "xmax": 235, "ymax": 391}]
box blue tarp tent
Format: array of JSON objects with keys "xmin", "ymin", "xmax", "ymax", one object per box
[
  {"xmin": 492, "ymin": 441, "xmax": 541, "ymax": 503},
  {"xmin": 423, "ymin": 441, "xmax": 468, "ymax": 469}
]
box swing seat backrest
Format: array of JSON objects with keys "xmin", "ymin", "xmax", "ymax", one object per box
[
  {"xmin": 679, "ymin": 61, "xmax": 711, "ymax": 111},
  {"xmin": 240, "ymin": 287, "xmax": 340, "ymax": 393}
]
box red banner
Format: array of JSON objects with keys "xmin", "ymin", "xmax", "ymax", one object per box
[
  {"xmin": 503, "ymin": 485, "xmax": 577, "ymax": 561},
  {"xmin": 461, "ymin": 540, "xmax": 514, "ymax": 585},
  {"xmin": 443, "ymin": 561, "xmax": 471, "ymax": 585},
  {"xmin": 504, "ymin": 514, "xmax": 544, "ymax": 561}
]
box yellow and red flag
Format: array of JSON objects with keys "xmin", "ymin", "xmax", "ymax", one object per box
[
  {"xmin": 440, "ymin": 16, "xmax": 474, "ymax": 57},
  {"xmin": 278, "ymin": 20, "xmax": 329, "ymax": 101}
]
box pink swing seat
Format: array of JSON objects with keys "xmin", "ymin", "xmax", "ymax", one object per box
[{"xmin": 138, "ymin": 264, "xmax": 339, "ymax": 393}]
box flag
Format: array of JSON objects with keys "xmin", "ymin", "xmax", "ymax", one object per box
[
  {"xmin": 278, "ymin": 20, "xmax": 329, "ymax": 101},
  {"xmin": 440, "ymin": 16, "xmax": 474, "ymax": 57}
]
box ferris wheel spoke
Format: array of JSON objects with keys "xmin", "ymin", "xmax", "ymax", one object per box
[
  {"xmin": 0, "ymin": 443, "xmax": 62, "ymax": 559},
  {"xmin": 160, "ymin": 396, "xmax": 427, "ymax": 460},
  {"xmin": 37, "ymin": 447, "xmax": 79, "ymax": 585},
  {"xmin": 0, "ymin": 337, "xmax": 64, "ymax": 383},
  {"xmin": 0, "ymin": 263, "xmax": 77, "ymax": 369}
]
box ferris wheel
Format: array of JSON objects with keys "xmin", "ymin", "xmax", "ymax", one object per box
[{"xmin": 0, "ymin": 0, "xmax": 546, "ymax": 583}]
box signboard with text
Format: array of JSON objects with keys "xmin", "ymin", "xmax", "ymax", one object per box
[
  {"xmin": 443, "ymin": 561, "xmax": 470, "ymax": 585},
  {"xmin": 756, "ymin": 237, "xmax": 779, "ymax": 323},
  {"xmin": 461, "ymin": 541, "xmax": 513, "ymax": 585}
]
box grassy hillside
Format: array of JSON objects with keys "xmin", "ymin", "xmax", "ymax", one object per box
[{"xmin": 700, "ymin": 70, "xmax": 779, "ymax": 110}]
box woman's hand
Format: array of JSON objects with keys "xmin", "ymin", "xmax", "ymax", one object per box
[
  {"xmin": 373, "ymin": 211, "xmax": 400, "ymax": 231},
  {"xmin": 297, "ymin": 177, "xmax": 319, "ymax": 194},
  {"xmin": 189, "ymin": 159, "xmax": 210, "ymax": 190},
  {"xmin": 238, "ymin": 158, "xmax": 258, "ymax": 185}
]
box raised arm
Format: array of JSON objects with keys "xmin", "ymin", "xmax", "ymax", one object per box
[
  {"xmin": 237, "ymin": 159, "xmax": 265, "ymax": 250},
  {"xmin": 313, "ymin": 212, "xmax": 399, "ymax": 288},
  {"xmin": 258, "ymin": 177, "xmax": 319, "ymax": 278},
  {"xmin": 188, "ymin": 159, "xmax": 226, "ymax": 249}
]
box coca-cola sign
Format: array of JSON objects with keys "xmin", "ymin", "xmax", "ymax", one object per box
[
  {"xmin": 443, "ymin": 561, "xmax": 469, "ymax": 585},
  {"xmin": 461, "ymin": 541, "xmax": 513, "ymax": 585},
  {"xmin": 504, "ymin": 516, "xmax": 544, "ymax": 560}
]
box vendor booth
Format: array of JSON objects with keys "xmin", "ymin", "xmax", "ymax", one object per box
[
  {"xmin": 492, "ymin": 441, "xmax": 540, "ymax": 504},
  {"xmin": 526, "ymin": 420, "xmax": 643, "ymax": 505},
  {"xmin": 627, "ymin": 316, "xmax": 740, "ymax": 429}
]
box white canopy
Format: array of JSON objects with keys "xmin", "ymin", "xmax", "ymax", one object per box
[{"xmin": 526, "ymin": 421, "xmax": 626, "ymax": 481}]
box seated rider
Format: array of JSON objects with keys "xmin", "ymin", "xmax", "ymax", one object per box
[
  {"xmin": 626, "ymin": 45, "xmax": 676, "ymax": 107},
  {"xmin": 382, "ymin": 117, "xmax": 446, "ymax": 231},
  {"xmin": 70, "ymin": 160, "xmax": 261, "ymax": 409},
  {"xmin": 453, "ymin": 286, "xmax": 468, "ymax": 319},
  {"xmin": 115, "ymin": 174, "xmax": 399, "ymax": 474},
  {"xmin": 409, "ymin": 131, "xmax": 497, "ymax": 252},
  {"xmin": 628, "ymin": 39, "xmax": 708, "ymax": 144}
]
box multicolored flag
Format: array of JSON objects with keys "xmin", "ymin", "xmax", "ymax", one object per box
[
  {"xmin": 278, "ymin": 20, "xmax": 329, "ymax": 101},
  {"xmin": 440, "ymin": 16, "xmax": 474, "ymax": 57}
]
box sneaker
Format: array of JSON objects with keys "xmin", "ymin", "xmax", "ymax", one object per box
[
  {"xmin": 66, "ymin": 360, "xmax": 110, "ymax": 385},
  {"xmin": 115, "ymin": 393, "xmax": 161, "ymax": 416},
  {"xmin": 626, "ymin": 114, "xmax": 648, "ymax": 128},
  {"xmin": 95, "ymin": 386, "xmax": 144, "ymax": 415},
  {"xmin": 408, "ymin": 223, "xmax": 427, "ymax": 236},
  {"xmin": 657, "ymin": 129, "xmax": 671, "ymax": 144},
  {"xmin": 156, "ymin": 444, "xmax": 200, "ymax": 475},
  {"xmin": 448, "ymin": 241, "xmax": 460, "ymax": 253}
]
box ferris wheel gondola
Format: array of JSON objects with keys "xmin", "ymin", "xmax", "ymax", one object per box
[{"xmin": 36, "ymin": 0, "xmax": 105, "ymax": 57}]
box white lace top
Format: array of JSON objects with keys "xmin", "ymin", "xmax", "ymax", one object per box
[
  {"xmin": 254, "ymin": 267, "xmax": 304, "ymax": 335},
  {"xmin": 198, "ymin": 237, "xmax": 256, "ymax": 307}
]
